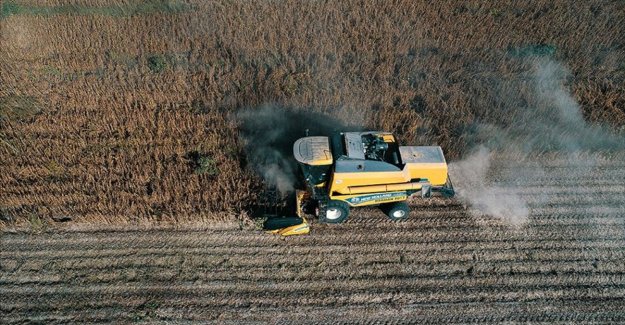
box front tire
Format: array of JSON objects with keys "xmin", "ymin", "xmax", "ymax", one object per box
[
  {"xmin": 318, "ymin": 200, "xmax": 350, "ymax": 224},
  {"xmin": 382, "ymin": 202, "xmax": 410, "ymax": 221}
]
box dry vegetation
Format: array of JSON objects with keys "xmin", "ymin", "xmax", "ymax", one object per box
[{"xmin": 1, "ymin": 0, "xmax": 625, "ymax": 226}]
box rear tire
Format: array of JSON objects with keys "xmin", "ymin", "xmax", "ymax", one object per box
[
  {"xmin": 382, "ymin": 202, "xmax": 410, "ymax": 221},
  {"xmin": 318, "ymin": 200, "xmax": 350, "ymax": 224},
  {"xmin": 442, "ymin": 177, "xmax": 455, "ymax": 198}
]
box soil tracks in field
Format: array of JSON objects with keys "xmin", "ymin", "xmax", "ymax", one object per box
[{"xmin": 2, "ymin": 151, "xmax": 625, "ymax": 323}]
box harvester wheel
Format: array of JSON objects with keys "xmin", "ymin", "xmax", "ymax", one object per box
[
  {"xmin": 383, "ymin": 202, "xmax": 410, "ymax": 221},
  {"xmin": 442, "ymin": 177, "xmax": 455, "ymax": 198},
  {"xmin": 318, "ymin": 200, "xmax": 349, "ymax": 224}
]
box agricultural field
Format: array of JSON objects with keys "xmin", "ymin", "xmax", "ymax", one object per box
[
  {"xmin": 2, "ymin": 0, "xmax": 625, "ymax": 322},
  {"xmin": 2, "ymin": 154, "xmax": 625, "ymax": 323}
]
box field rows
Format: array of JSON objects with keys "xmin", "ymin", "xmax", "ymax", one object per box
[
  {"xmin": 2, "ymin": 280, "xmax": 625, "ymax": 323},
  {"xmin": 4, "ymin": 307, "xmax": 625, "ymax": 325},
  {"xmin": 4, "ymin": 283, "xmax": 625, "ymax": 312},
  {"xmin": 4, "ymin": 299, "xmax": 625, "ymax": 324},
  {"xmin": 3, "ymin": 260, "xmax": 625, "ymax": 291},
  {"xmin": 3, "ymin": 221, "xmax": 625, "ymax": 248},
  {"xmin": 3, "ymin": 230, "xmax": 625, "ymax": 255},
  {"xmin": 3, "ymin": 214, "xmax": 625, "ymax": 322},
  {"xmin": 4, "ymin": 236, "xmax": 625, "ymax": 259},
  {"xmin": 2, "ymin": 256, "xmax": 624, "ymax": 283},
  {"xmin": 2, "ymin": 156, "xmax": 625, "ymax": 322}
]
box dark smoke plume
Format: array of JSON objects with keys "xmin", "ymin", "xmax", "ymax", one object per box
[{"xmin": 237, "ymin": 105, "xmax": 358, "ymax": 196}]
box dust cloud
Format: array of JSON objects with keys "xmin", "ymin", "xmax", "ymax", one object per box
[
  {"xmin": 450, "ymin": 58, "xmax": 623, "ymax": 225},
  {"xmin": 449, "ymin": 147, "xmax": 529, "ymax": 226}
]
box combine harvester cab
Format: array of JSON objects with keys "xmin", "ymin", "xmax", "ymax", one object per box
[{"xmin": 293, "ymin": 131, "xmax": 454, "ymax": 223}]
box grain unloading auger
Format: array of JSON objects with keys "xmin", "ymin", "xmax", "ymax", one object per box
[{"xmin": 264, "ymin": 131, "xmax": 455, "ymax": 236}]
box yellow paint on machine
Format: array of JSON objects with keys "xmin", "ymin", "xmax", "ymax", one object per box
[
  {"xmin": 268, "ymin": 221, "xmax": 310, "ymax": 236},
  {"xmin": 330, "ymin": 163, "xmax": 446, "ymax": 195},
  {"xmin": 382, "ymin": 134, "xmax": 396, "ymax": 142},
  {"xmin": 293, "ymin": 137, "xmax": 333, "ymax": 166}
]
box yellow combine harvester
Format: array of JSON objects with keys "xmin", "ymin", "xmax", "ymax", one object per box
[{"xmin": 264, "ymin": 131, "xmax": 454, "ymax": 235}]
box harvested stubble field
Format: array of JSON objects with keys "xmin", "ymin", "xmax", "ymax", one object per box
[{"xmin": 2, "ymin": 154, "xmax": 625, "ymax": 323}]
